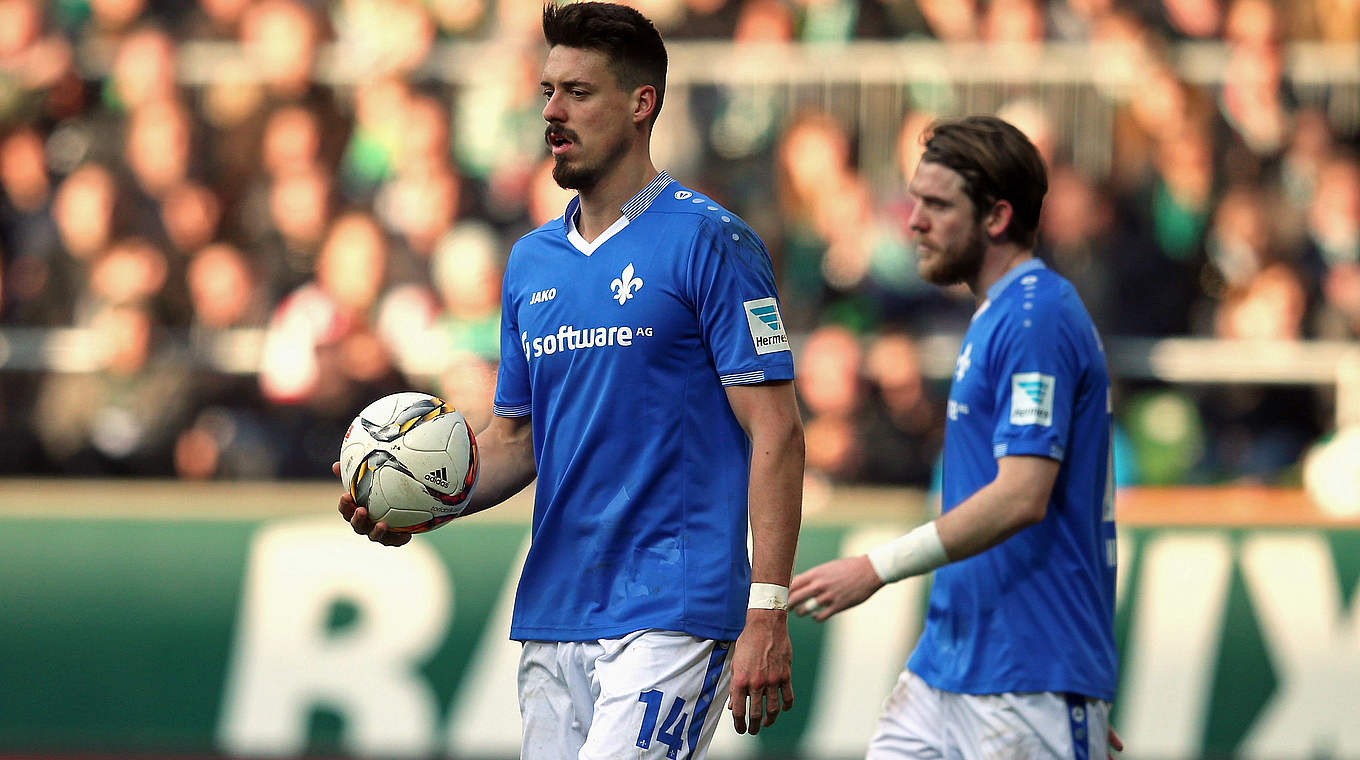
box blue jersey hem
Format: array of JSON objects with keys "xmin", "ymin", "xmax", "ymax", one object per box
[
  {"xmin": 510, "ymin": 621, "xmax": 743, "ymax": 643},
  {"xmin": 908, "ymin": 663, "xmax": 1116, "ymax": 703}
]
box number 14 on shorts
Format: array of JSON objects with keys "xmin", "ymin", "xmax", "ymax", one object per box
[{"xmin": 636, "ymin": 689, "xmax": 687, "ymax": 759}]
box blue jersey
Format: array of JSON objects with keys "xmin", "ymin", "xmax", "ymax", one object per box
[
  {"xmin": 493, "ymin": 171, "xmax": 795, "ymax": 642},
  {"xmin": 908, "ymin": 259, "xmax": 1118, "ymax": 701}
]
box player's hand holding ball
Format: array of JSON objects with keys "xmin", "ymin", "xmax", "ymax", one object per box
[{"xmin": 334, "ymin": 392, "xmax": 479, "ymax": 545}]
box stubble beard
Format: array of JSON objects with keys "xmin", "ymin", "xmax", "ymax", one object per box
[
  {"xmin": 552, "ymin": 131, "xmax": 632, "ymax": 192},
  {"xmin": 920, "ymin": 223, "xmax": 987, "ymax": 287}
]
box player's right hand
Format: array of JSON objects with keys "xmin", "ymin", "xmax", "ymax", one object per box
[
  {"xmin": 788, "ymin": 555, "xmax": 883, "ymax": 621},
  {"xmin": 333, "ymin": 461, "xmax": 411, "ymax": 547}
]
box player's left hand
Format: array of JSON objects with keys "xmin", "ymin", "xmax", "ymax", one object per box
[
  {"xmin": 727, "ymin": 609, "xmax": 793, "ymax": 736},
  {"xmin": 789, "ymin": 555, "xmax": 884, "ymax": 622}
]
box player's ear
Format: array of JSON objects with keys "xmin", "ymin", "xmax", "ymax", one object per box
[
  {"xmin": 633, "ymin": 84, "xmax": 658, "ymax": 127},
  {"xmin": 984, "ymin": 199, "xmax": 1013, "ymax": 241}
]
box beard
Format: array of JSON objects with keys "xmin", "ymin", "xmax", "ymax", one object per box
[
  {"xmin": 918, "ymin": 222, "xmax": 987, "ymax": 287},
  {"xmin": 549, "ymin": 128, "xmax": 631, "ymax": 192}
]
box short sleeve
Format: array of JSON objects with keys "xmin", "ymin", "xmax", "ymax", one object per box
[
  {"xmin": 492, "ymin": 267, "xmax": 532, "ymax": 417},
  {"xmin": 989, "ymin": 307, "xmax": 1078, "ymax": 461},
  {"xmin": 688, "ymin": 218, "xmax": 795, "ymax": 385}
]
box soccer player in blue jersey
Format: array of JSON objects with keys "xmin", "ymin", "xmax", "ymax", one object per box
[
  {"xmin": 335, "ymin": 3, "xmax": 804, "ymax": 758},
  {"xmin": 789, "ymin": 116, "xmax": 1123, "ymax": 759}
]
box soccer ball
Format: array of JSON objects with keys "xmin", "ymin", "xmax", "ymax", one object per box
[{"xmin": 339, "ymin": 391, "xmax": 479, "ymax": 533}]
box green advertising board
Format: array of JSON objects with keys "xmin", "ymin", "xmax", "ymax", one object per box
[{"xmin": 1, "ymin": 512, "xmax": 1358, "ymax": 759}]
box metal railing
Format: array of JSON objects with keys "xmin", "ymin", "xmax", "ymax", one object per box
[{"xmin": 4, "ymin": 327, "xmax": 1357, "ymax": 426}]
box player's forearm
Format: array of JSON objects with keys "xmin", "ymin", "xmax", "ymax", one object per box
[
  {"xmin": 933, "ymin": 481, "xmax": 1040, "ymax": 561},
  {"xmin": 933, "ymin": 455, "xmax": 1057, "ymax": 561},
  {"xmin": 867, "ymin": 455, "xmax": 1056, "ymax": 583},
  {"xmin": 460, "ymin": 419, "xmax": 537, "ymax": 515},
  {"xmin": 746, "ymin": 418, "xmax": 804, "ymax": 587}
]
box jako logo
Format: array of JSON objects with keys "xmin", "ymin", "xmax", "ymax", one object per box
[
  {"xmin": 610, "ymin": 263, "xmax": 643, "ymax": 305},
  {"xmin": 424, "ymin": 467, "xmax": 449, "ymax": 488},
  {"xmin": 529, "ymin": 288, "xmax": 557, "ymax": 305}
]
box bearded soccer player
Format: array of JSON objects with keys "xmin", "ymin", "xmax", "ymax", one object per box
[
  {"xmin": 335, "ymin": 3, "xmax": 804, "ymax": 758},
  {"xmin": 790, "ymin": 116, "xmax": 1122, "ymax": 760}
]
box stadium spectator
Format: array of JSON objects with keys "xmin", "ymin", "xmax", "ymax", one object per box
[
  {"xmin": 86, "ymin": 236, "xmax": 169, "ymax": 314},
  {"xmin": 428, "ymin": 221, "xmax": 503, "ymax": 361},
  {"xmin": 1306, "ymin": 154, "xmax": 1360, "ymax": 337},
  {"xmin": 858, "ymin": 330, "xmax": 944, "ymax": 487},
  {"xmin": 1038, "ymin": 164, "xmax": 1117, "ymax": 331},
  {"xmin": 51, "ymin": 163, "xmax": 119, "ymax": 264},
  {"xmin": 0, "ymin": 0, "xmax": 77, "ymax": 121},
  {"xmin": 329, "ymin": 0, "xmax": 436, "ymax": 77},
  {"xmin": 260, "ymin": 104, "xmax": 324, "ymax": 178},
  {"xmin": 186, "ymin": 241, "xmax": 268, "ymax": 331},
  {"xmin": 259, "ymin": 210, "xmax": 406, "ymax": 475},
  {"xmin": 667, "ymin": 0, "xmax": 741, "ymax": 39},
  {"xmin": 259, "ymin": 210, "xmax": 397, "ymax": 403},
  {"xmin": 108, "ymin": 25, "xmax": 179, "ymax": 113},
  {"xmin": 176, "ymin": 242, "xmax": 277, "ymax": 480},
  {"xmin": 980, "ymin": 0, "xmax": 1045, "ymax": 45},
  {"xmin": 87, "ymin": 0, "xmax": 149, "ymax": 41},
  {"xmin": 1105, "ymin": 118, "xmax": 1214, "ymax": 336},
  {"xmin": 434, "ymin": 351, "xmax": 497, "ymax": 431},
  {"xmin": 160, "ymin": 180, "xmax": 221, "ymax": 256},
  {"xmin": 180, "ymin": 0, "xmax": 252, "ymax": 40},
  {"xmin": 797, "ymin": 323, "xmax": 868, "ymax": 484},
  {"xmin": 915, "ymin": 0, "xmax": 979, "ymax": 41},
  {"xmin": 0, "ymin": 126, "xmax": 66, "ymax": 325},
  {"xmin": 426, "ymin": 0, "xmax": 490, "ymax": 39},
  {"xmin": 241, "ymin": 0, "xmax": 320, "ymax": 102},
  {"xmin": 0, "ymin": 0, "xmax": 1357, "ymax": 487},
  {"xmin": 774, "ymin": 109, "xmax": 854, "ymax": 327},
  {"xmin": 254, "ymin": 163, "xmax": 334, "ymax": 296},
  {"xmin": 451, "ymin": 41, "xmax": 550, "ymax": 221},
  {"xmin": 124, "ymin": 97, "xmax": 194, "ymax": 200},
  {"xmin": 32, "ymin": 300, "xmax": 193, "ymax": 475}
]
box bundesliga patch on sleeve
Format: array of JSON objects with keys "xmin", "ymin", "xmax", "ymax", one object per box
[
  {"xmin": 1010, "ymin": 372, "xmax": 1055, "ymax": 426},
  {"xmin": 743, "ymin": 297, "xmax": 790, "ymax": 355}
]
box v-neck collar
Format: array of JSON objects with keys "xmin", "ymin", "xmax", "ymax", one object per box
[{"xmin": 562, "ymin": 170, "xmax": 674, "ymax": 256}]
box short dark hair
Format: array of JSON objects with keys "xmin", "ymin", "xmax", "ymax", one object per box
[
  {"xmin": 542, "ymin": 2, "xmax": 668, "ymax": 127},
  {"xmin": 920, "ymin": 115, "xmax": 1048, "ymax": 248}
]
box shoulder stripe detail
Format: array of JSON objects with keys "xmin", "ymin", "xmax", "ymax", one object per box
[
  {"xmin": 622, "ymin": 170, "xmax": 673, "ymax": 220},
  {"xmin": 993, "ymin": 443, "xmax": 1009, "ymax": 458},
  {"xmin": 493, "ymin": 403, "xmax": 532, "ymax": 417},
  {"xmin": 720, "ymin": 370, "xmax": 767, "ymax": 386}
]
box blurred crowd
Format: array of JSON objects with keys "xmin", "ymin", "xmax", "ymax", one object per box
[{"xmin": 0, "ymin": 0, "xmax": 1357, "ymax": 490}]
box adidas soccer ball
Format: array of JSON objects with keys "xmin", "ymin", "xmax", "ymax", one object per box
[{"xmin": 339, "ymin": 392, "xmax": 479, "ymax": 533}]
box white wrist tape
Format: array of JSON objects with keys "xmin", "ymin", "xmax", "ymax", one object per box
[
  {"xmin": 748, "ymin": 582, "xmax": 790, "ymax": 610},
  {"xmin": 866, "ymin": 521, "xmax": 949, "ymax": 583}
]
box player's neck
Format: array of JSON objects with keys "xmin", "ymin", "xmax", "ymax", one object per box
[
  {"xmin": 971, "ymin": 245, "xmax": 1034, "ymax": 300},
  {"xmin": 575, "ymin": 152, "xmax": 658, "ymax": 242}
]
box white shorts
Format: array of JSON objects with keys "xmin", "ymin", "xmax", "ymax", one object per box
[
  {"xmin": 866, "ymin": 669, "xmax": 1111, "ymax": 760},
  {"xmin": 518, "ymin": 630, "xmax": 733, "ymax": 760}
]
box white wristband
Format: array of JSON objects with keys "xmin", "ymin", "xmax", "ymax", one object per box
[
  {"xmin": 748, "ymin": 582, "xmax": 790, "ymax": 610},
  {"xmin": 866, "ymin": 521, "xmax": 949, "ymax": 583}
]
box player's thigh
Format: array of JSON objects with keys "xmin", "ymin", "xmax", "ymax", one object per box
[
  {"xmin": 580, "ymin": 630, "xmax": 732, "ymax": 760},
  {"xmin": 519, "ymin": 640, "xmax": 597, "ymax": 760},
  {"xmin": 945, "ymin": 691, "xmax": 1111, "ymax": 760},
  {"xmin": 865, "ymin": 669, "xmax": 947, "ymax": 760}
]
